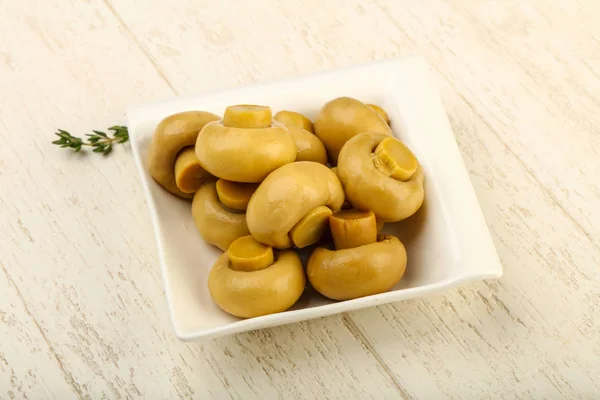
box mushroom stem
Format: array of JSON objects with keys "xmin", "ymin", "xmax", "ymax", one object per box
[
  {"xmin": 227, "ymin": 235, "xmax": 274, "ymax": 272},
  {"xmin": 174, "ymin": 147, "xmax": 211, "ymax": 193},
  {"xmin": 329, "ymin": 209, "xmax": 378, "ymax": 250},
  {"xmin": 216, "ymin": 179, "xmax": 259, "ymax": 212},
  {"xmin": 223, "ymin": 105, "xmax": 272, "ymax": 129},
  {"xmin": 289, "ymin": 206, "xmax": 333, "ymax": 248},
  {"xmin": 372, "ymin": 137, "xmax": 418, "ymax": 181}
]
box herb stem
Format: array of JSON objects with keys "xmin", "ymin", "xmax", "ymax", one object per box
[{"xmin": 52, "ymin": 125, "xmax": 129, "ymax": 156}]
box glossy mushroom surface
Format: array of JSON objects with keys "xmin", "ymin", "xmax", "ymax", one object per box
[
  {"xmin": 337, "ymin": 132, "xmax": 424, "ymax": 222},
  {"xmin": 307, "ymin": 233, "xmax": 407, "ymax": 301},
  {"xmin": 366, "ymin": 104, "xmax": 390, "ymax": 125},
  {"xmin": 174, "ymin": 147, "xmax": 212, "ymax": 194},
  {"xmin": 286, "ymin": 127, "xmax": 328, "ymax": 164},
  {"xmin": 191, "ymin": 181, "xmax": 250, "ymax": 251},
  {"xmin": 208, "ymin": 236, "xmax": 305, "ymax": 318},
  {"xmin": 313, "ymin": 97, "xmax": 392, "ymax": 164},
  {"xmin": 274, "ymin": 110, "xmax": 314, "ymax": 133},
  {"xmin": 195, "ymin": 105, "xmax": 297, "ymax": 182},
  {"xmin": 148, "ymin": 111, "xmax": 220, "ymax": 198},
  {"xmin": 246, "ymin": 161, "xmax": 345, "ymax": 249}
]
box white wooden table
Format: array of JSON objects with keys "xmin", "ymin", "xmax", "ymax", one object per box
[{"xmin": 1, "ymin": 1, "xmax": 599, "ymax": 398}]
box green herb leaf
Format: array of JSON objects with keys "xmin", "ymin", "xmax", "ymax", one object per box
[{"xmin": 51, "ymin": 125, "xmax": 129, "ymax": 156}]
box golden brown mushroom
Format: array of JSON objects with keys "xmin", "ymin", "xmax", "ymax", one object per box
[
  {"xmin": 366, "ymin": 104, "xmax": 390, "ymax": 125},
  {"xmin": 273, "ymin": 111, "xmax": 326, "ymax": 164},
  {"xmin": 313, "ymin": 97, "xmax": 392, "ymax": 164},
  {"xmin": 215, "ymin": 179, "xmax": 259, "ymax": 213},
  {"xmin": 195, "ymin": 105, "xmax": 297, "ymax": 183},
  {"xmin": 191, "ymin": 181, "xmax": 250, "ymax": 251},
  {"xmin": 307, "ymin": 210, "xmax": 407, "ymax": 300},
  {"xmin": 246, "ymin": 161, "xmax": 345, "ymax": 249},
  {"xmin": 148, "ymin": 111, "xmax": 220, "ymax": 199},
  {"xmin": 337, "ymin": 132, "xmax": 424, "ymax": 222},
  {"xmin": 174, "ymin": 147, "xmax": 212, "ymax": 194},
  {"xmin": 286, "ymin": 127, "xmax": 327, "ymax": 165},
  {"xmin": 274, "ymin": 110, "xmax": 314, "ymax": 133},
  {"xmin": 208, "ymin": 235, "xmax": 306, "ymax": 318}
]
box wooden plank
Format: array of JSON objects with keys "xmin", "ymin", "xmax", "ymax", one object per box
[
  {"xmin": 0, "ymin": 266, "xmax": 81, "ymax": 399},
  {"xmin": 350, "ymin": 76, "xmax": 600, "ymax": 398},
  {"xmin": 0, "ymin": 0, "xmax": 402, "ymax": 398}
]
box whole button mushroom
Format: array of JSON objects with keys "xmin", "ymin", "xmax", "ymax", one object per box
[
  {"xmin": 191, "ymin": 180, "xmax": 258, "ymax": 251},
  {"xmin": 148, "ymin": 111, "xmax": 221, "ymax": 199},
  {"xmin": 246, "ymin": 161, "xmax": 345, "ymax": 249},
  {"xmin": 313, "ymin": 97, "xmax": 392, "ymax": 165},
  {"xmin": 337, "ymin": 132, "xmax": 425, "ymax": 222},
  {"xmin": 307, "ymin": 209, "xmax": 407, "ymax": 301},
  {"xmin": 366, "ymin": 104, "xmax": 390, "ymax": 125},
  {"xmin": 195, "ymin": 105, "xmax": 297, "ymax": 183},
  {"xmin": 274, "ymin": 110, "xmax": 314, "ymax": 133},
  {"xmin": 274, "ymin": 110, "xmax": 327, "ymax": 165},
  {"xmin": 208, "ymin": 235, "xmax": 306, "ymax": 318}
]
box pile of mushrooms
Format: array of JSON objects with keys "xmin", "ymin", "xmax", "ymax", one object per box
[{"xmin": 147, "ymin": 97, "xmax": 425, "ymax": 319}]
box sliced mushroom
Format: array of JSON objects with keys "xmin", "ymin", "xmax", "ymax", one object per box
[
  {"xmin": 208, "ymin": 235, "xmax": 306, "ymax": 318},
  {"xmin": 148, "ymin": 111, "xmax": 220, "ymax": 199},
  {"xmin": 195, "ymin": 105, "xmax": 297, "ymax": 183},
  {"xmin": 313, "ymin": 97, "xmax": 392, "ymax": 164},
  {"xmin": 246, "ymin": 161, "xmax": 345, "ymax": 249},
  {"xmin": 308, "ymin": 210, "xmax": 407, "ymax": 300},
  {"xmin": 337, "ymin": 132, "xmax": 424, "ymax": 222},
  {"xmin": 191, "ymin": 181, "xmax": 250, "ymax": 251}
]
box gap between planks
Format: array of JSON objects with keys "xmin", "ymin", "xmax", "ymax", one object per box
[
  {"xmin": 0, "ymin": 261, "xmax": 85, "ymax": 400},
  {"xmin": 103, "ymin": 0, "xmax": 178, "ymax": 94}
]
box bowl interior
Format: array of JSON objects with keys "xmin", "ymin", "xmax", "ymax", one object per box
[{"xmin": 128, "ymin": 57, "xmax": 502, "ymax": 339}]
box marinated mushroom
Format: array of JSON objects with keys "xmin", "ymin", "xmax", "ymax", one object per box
[
  {"xmin": 174, "ymin": 147, "xmax": 212, "ymax": 194},
  {"xmin": 246, "ymin": 161, "xmax": 345, "ymax": 249},
  {"xmin": 273, "ymin": 111, "xmax": 326, "ymax": 164},
  {"xmin": 191, "ymin": 181, "xmax": 250, "ymax": 251},
  {"xmin": 215, "ymin": 179, "xmax": 259, "ymax": 213},
  {"xmin": 366, "ymin": 104, "xmax": 390, "ymax": 125},
  {"xmin": 313, "ymin": 97, "xmax": 392, "ymax": 164},
  {"xmin": 274, "ymin": 110, "xmax": 314, "ymax": 133},
  {"xmin": 307, "ymin": 210, "xmax": 407, "ymax": 300},
  {"xmin": 195, "ymin": 105, "xmax": 297, "ymax": 182},
  {"xmin": 208, "ymin": 235, "xmax": 306, "ymax": 318},
  {"xmin": 148, "ymin": 111, "xmax": 220, "ymax": 198},
  {"xmin": 337, "ymin": 132, "xmax": 424, "ymax": 222}
]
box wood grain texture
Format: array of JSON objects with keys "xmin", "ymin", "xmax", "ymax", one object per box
[
  {"xmin": 1, "ymin": 0, "xmax": 599, "ymax": 398},
  {"xmin": 0, "ymin": 1, "xmax": 400, "ymax": 399}
]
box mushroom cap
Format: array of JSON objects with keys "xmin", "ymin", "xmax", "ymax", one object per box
[
  {"xmin": 337, "ymin": 132, "xmax": 424, "ymax": 222},
  {"xmin": 246, "ymin": 161, "xmax": 345, "ymax": 249},
  {"xmin": 208, "ymin": 249, "xmax": 306, "ymax": 318},
  {"xmin": 274, "ymin": 110, "xmax": 314, "ymax": 133},
  {"xmin": 313, "ymin": 97, "xmax": 392, "ymax": 164},
  {"xmin": 148, "ymin": 111, "xmax": 220, "ymax": 198},
  {"xmin": 195, "ymin": 120, "xmax": 297, "ymax": 183},
  {"xmin": 191, "ymin": 181, "xmax": 250, "ymax": 251},
  {"xmin": 287, "ymin": 127, "xmax": 327, "ymax": 164},
  {"xmin": 307, "ymin": 234, "xmax": 407, "ymax": 301}
]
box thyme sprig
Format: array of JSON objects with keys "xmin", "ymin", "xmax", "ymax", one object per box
[{"xmin": 52, "ymin": 125, "xmax": 128, "ymax": 156}]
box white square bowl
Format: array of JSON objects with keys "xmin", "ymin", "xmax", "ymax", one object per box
[{"xmin": 127, "ymin": 56, "xmax": 503, "ymax": 341}]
